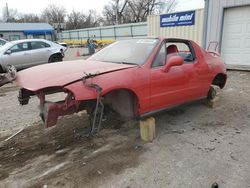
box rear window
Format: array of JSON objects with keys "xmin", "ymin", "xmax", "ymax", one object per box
[{"xmin": 31, "ymin": 41, "xmax": 50, "ymax": 49}]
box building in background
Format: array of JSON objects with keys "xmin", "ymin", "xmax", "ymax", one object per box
[
  {"xmin": 148, "ymin": 9, "xmax": 204, "ymax": 45},
  {"xmin": 203, "ymin": 0, "xmax": 250, "ymax": 69},
  {"xmin": 0, "ymin": 23, "xmax": 55, "ymax": 41},
  {"xmin": 60, "ymin": 9, "xmax": 204, "ymax": 47},
  {"xmin": 59, "ymin": 22, "xmax": 147, "ymax": 45}
]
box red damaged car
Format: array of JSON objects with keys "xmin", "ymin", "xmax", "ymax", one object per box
[{"xmin": 16, "ymin": 38, "xmax": 226, "ymax": 133}]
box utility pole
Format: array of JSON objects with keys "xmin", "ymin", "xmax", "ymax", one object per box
[
  {"xmin": 115, "ymin": 0, "xmax": 119, "ymax": 25},
  {"xmin": 6, "ymin": 2, "xmax": 10, "ymax": 22},
  {"xmin": 115, "ymin": 0, "xmax": 128, "ymax": 25}
]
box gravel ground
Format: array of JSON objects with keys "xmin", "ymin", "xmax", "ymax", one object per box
[{"xmin": 0, "ymin": 56, "xmax": 250, "ymax": 187}]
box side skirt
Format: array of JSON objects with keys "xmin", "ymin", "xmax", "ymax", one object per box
[{"xmin": 139, "ymin": 96, "xmax": 207, "ymax": 120}]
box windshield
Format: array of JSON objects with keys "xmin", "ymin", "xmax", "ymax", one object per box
[
  {"xmin": 89, "ymin": 38, "xmax": 159, "ymax": 65},
  {"xmin": 0, "ymin": 41, "xmax": 14, "ymax": 52}
]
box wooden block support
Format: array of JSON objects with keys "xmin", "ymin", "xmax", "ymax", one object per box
[
  {"xmin": 205, "ymin": 96, "xmax": 220, "ymax": 108},
  {"xmin": 140, "ymin": 117, "xmax": 156, "ymax": 142}
]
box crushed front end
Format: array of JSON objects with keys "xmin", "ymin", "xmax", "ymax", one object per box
[{"xmin": 18, "ymin": 87, "xmax": 81, "ymax": 128}]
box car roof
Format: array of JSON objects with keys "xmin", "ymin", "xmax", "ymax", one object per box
[
  {"xmin": 10, "ymin": 39, "xmax": 51, "ymax": 44},
  {"xmin": 0, "ymin": 39, "xmax": 53, "ymax": 51},
  {"xmin": 118, "ymin": 37, "xmax": 192, "ymax": 42},
  {"xmin": 0, "ymin": 38, "xmax": 8, "ymax": 42}
]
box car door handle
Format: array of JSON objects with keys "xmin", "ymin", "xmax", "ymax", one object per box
[{"xmin": 23, "ymin": 53, "xmax": 29, "ymax": 55}]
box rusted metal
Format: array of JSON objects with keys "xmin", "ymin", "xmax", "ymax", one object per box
[{"xmin": 84, "ymin": 82, "xmax": 104, "ymax": 135}]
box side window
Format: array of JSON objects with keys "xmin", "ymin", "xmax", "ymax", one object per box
[
  {"xmin": 166, "ymin": 42, "xmax": 195, "ymax": 63},
  {"xmin": 31, "ymin": 41, "xmax": 50, "ymax": 50},
  {"xmin": 8, "ymin": 42, "xmax": 29, "ymax": 53},
  {"xmin": 152, "ymin": 43, "xmax": 166, "ymax": 67},
  {"xmin": 44, "ymin": 42, "xmax": 50, "ymax": 48}
]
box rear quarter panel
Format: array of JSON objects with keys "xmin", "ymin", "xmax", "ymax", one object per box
[
  {"xmin": 191, "ymin": 41, "xmax": 227, "ymax": 86},
  {"xmin": 202, "ymin": 49, "xmax": 227, "ymax": 84}
]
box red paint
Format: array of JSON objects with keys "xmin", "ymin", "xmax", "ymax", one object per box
[
  {"xmin": 16, "ymin": 38, "xmax": 227, "ymax": 127},
  {"xmin": 16, "ymin": 60, "xmax": 136, "ymax": 91}
]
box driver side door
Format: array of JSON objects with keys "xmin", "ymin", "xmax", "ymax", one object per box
[
  {"xmin": 149, "ymin": 41, "xmax": 190, "ymax": 111},
  {"xmin": 2, "ymin": 42, "xmax": 31, "ymax": 70}
]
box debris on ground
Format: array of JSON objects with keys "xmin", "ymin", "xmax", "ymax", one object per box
[
  {"xmin": 4, "ymin": 128, "xmax": 24, "ymax": 142},
  {"xmin": 0, "ymin": 65, "xmax": 17, "ymax": 87}
]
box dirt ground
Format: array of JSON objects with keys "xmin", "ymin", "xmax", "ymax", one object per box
[{"xmin": 0, "ymin": 69, "xmax": 250, "ymax": 188}]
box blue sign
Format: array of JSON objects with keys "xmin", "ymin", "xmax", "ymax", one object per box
[{"xmin": 160, "ymin": 11, "xmax": 195, "ymax": 27}]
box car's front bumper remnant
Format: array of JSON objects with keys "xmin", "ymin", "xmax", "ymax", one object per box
[
  {"xmin": 40, "ymin": 101, "xmax": 78, "ymax": 128},
  {"xmin": 38, "ymin": 92, "xmax": 79, "ymax": 128}
]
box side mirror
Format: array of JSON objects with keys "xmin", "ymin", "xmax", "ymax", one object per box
[
  {"xmin": 5, "ymin": 50, "xmax": 12, "ymax": 55},
  {"xmin": 162, "ymin": 56, "xmax": 184, "ymax": 73}
]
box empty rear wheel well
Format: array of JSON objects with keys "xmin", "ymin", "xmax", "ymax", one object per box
[
  {"xmin": 103, "ymin": 89, "xmax": 139, "ymax": 119},
  {"xmin": 212, "ymin": 73, "xmax": 227, "ymax": 89}
]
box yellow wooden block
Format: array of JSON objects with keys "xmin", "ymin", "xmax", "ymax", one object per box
[{"xmin": 140, "ymin": 117, "xmax": 156, "ymax": 142}]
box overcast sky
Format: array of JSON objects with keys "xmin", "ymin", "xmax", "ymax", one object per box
[{"xmin": 0, "ymin": 0, "xmax": 204, "ymax": 16}]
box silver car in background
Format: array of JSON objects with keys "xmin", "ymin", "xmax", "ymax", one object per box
[{"xmin": 0, "ymin": 39, "xmax": 67, "ymax": 72}]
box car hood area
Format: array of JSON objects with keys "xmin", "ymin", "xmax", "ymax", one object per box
[{"xmin": 16, "ymin": 60, "xmax": 137, "ymax": 91}]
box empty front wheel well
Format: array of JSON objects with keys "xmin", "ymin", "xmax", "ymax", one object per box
[
  {"xmin": 103, "ymin": 89, "xmax": 139, "ymax": 119},
  {"xmin": 212, "ymin": 73, "xmax": 227, "ymax": 89}
]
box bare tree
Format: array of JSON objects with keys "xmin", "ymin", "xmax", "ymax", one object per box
[
  {"xmin": 41, "ymin": 4, "xmax": 67, "ymax": 24},
  {"xmin": 1, "ymin": 3, "xmax": 18, "ymax": 22},
  {"xmin": 84, "ymin": 9, "xmax": 103, "ymax": 28},
  {"xmin": 103, "ymin": 0, "xmax": 178, "ymax": 25},
  {"xmin": 103, "ymin": 3, "xmax": 116, "ymax": 25},
  {"xmin": 66, "ymin": 9, "xmax": 103, "ymax": 30},
  {"xmin": 66, "ymin": 10, "xmax": 86, "ymax": 30},
  {"xmin": 103, "ymin": 0, "xmax": 128, "ymax": 25},
  {"xmin": 127, "ymin": 0, "xmax": 172, "ymax": 22},
  {"xmin": 16, "ymin": 13, "xmax": 42, "ymax": 23},
  {"xmin": 164, "ymin": 1, "xmax": 179, "ymax": 14}
]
